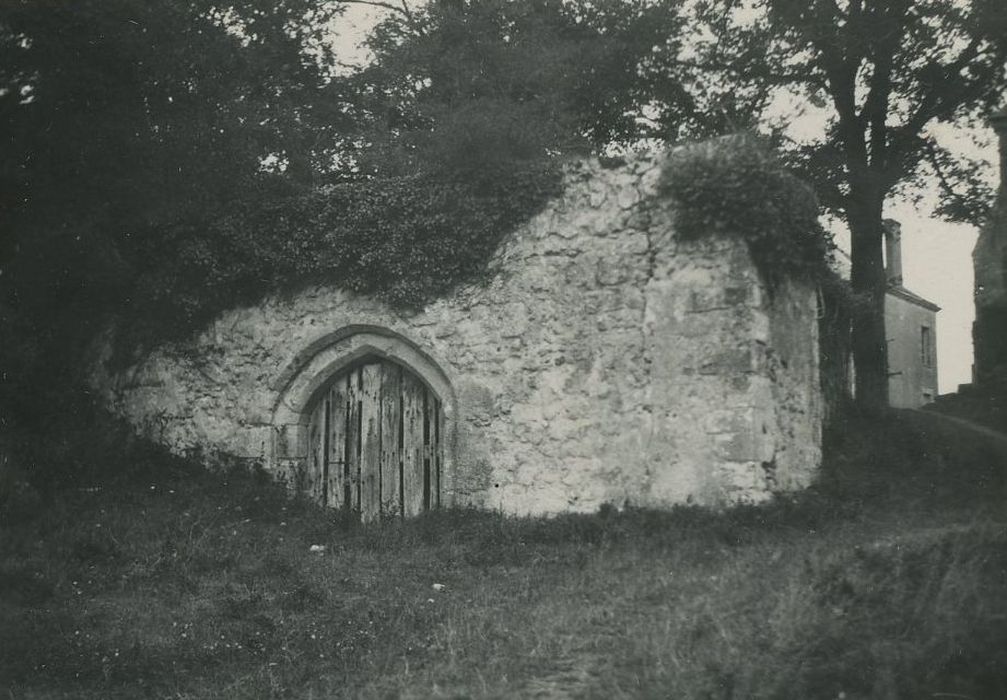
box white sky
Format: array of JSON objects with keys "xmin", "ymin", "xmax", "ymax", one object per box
[
  {"xmin": 328, "ymin": 3, "xmax": 1001, "ymax": 395},
  {"xmin": 326, "ymin": 4, "xmax": 381, "ymax": 74}
]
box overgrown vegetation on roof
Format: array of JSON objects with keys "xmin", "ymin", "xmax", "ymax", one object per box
[
  {"xmin": 659, "ymin": 135, "xmax": 835, "ymax": 291},
  {"xmin": 123, "ymin": 165, "xmax": 562, "ymax": 347}
]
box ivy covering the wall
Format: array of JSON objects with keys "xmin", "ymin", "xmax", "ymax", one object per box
[
  {"xmin": 658, "ymin": 135, "xmax": 835, "ymax": 290},
  {"xmin": 115, "ymin": 164, "xmax": 562, "ymax": 355},
  {"xmin": 120, "ymin": 136, "xmax": 831, "ymax": 354}
]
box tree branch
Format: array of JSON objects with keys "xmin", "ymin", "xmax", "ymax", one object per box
[
  {"xmin": 924, "ymin": 138, "xmax": 953, "ymax": 193},
  {"xmin": 333, "ymin": 0, "xmax": 425, "ymax": 37},
  {"xmin": 334, "ymin": 0, "xmax": 412, "ymax": 18},
  {"xmin": 859, "ymin": 2, "xmax": 911, "ymax": 173},
  {"xmin": 886, "ymin": 37, "xmax": 984, "ymax": 163},
  {"xmin": 672, "ymin": 56, "xmax": 827, "ymax": 91},
  {"xmin": 819, "ymin": 43, "xmax": 869, "ymax": 188}
]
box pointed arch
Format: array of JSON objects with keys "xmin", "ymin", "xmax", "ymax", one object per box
[
  {"xmin": 268, "ymin": 326, "xmax": 457, "ymax": 507},
  {"xmin": 271, "ymin": 325, "xmax": 455, "ymax": 427}
]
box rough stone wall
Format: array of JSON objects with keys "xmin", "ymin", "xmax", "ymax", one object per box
[{"xmin": 89, "ymin": 149, "xmax": 823, "ymax": 514}]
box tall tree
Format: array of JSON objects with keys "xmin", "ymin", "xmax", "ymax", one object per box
[
  {"xmin": 684, "ymin": 0, "xmax": 1007, "ymax": 408},
  {"xmin": 0, "ymin": 0, "xmax": 347, "ymax": 336},
  {"xmin": 0, "ymin": 0, "xmax": 353, "ymax": 444},
  {"xmin": 344, "ymin": 0, "xmax": 689, "ymax": 179}
]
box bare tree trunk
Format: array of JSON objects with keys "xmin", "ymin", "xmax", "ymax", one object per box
[{"xmin": 848, "ymin": 198, "xmax": 890, "ymax": 410}]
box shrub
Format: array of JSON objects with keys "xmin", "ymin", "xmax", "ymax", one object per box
[{"xmin": 659, "ymin": 134, "xmax": 835, "ymax": 290}]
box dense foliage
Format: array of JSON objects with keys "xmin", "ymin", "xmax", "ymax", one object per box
[
  {"xmin": 112, "ymin": 0, "xmax": 688, "ymax": 338},
  {"xmin": 130, "ymin": 167, "xmax": 561, "ymax": 340},
  {"xmin": 0, "ymin": 0, "xmax": 691, "ymax": 356},
  {"xmin": 0, "ymin": 0, "xmax": 344, "ymax": 469},
  {"xmin": 660, "ymin": 136, "xmax": 835, "ymax": 290},
  {"xmin": 354, "ymin": 0, "xmax": 688, "ymax": 165},
  {"xmin": 0, "ymin": 0, "xmax": 343, "ymax": 316}
]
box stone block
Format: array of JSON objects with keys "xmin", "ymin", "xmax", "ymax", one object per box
[
  {"xmin": 723, "ymin": 287, "xmax": 748, "ymax": 306},
  {"xmin": 699, "ymin": 347, "xmax": 754, "ymax": 375},
  {"xmin": 275, "ymin": 423, "xmax": 306, "ymax": 460},
  {"xmin": 232, "ymin": 425, "xmax": 272, "ymax": 460},
  {"xmin": 458, "ymin": 380, "xmax": 497, "ymax": 426},
  {"xmin": 594, "ymin": 258, "xmax": 631, "ymax": 286}
]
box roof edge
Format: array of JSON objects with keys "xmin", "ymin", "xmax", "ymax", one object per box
[{"xmin": 888, "ymin": 284, "xmax": 941, "ymax": 312}]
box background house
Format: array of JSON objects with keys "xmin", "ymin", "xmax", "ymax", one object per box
[
  {"xmin": 835, "ymin": 220, "xmax": 941, "ymax": 408},
  {"xmin": 883, "ymin": 220, "xmax": 940, "ymax": 408}
]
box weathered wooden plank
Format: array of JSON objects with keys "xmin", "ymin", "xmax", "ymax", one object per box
[
  {"xmin": 311, "ymin": 361, "xmax": 445, "ymax": 521},
  {"xmin": 345, "ymin": 367, "xmax": 362, "ymax": 514},
  {"xmin": 359, "ymin": 362, "xmax": 382, "ymax": 523},
  {"xmin": 327, "ymin": 377, "xmax": 348, "ymax": 511},
  {"xmin": 433, "ymin": 396, "xmax": 442, "ymax": 509},
  {"xmin": 379, "ymin": 361, "xmax": 402, "ymax": 518},
  {"xmin": 401, "ymin": 372, "xmax": 425, "ymax": 517},
  {"xmin": 422, "ymin": 389, "xmax": 432, "ymax": 510},
  {"xmin": 308, "ymin": 399, "xmax": 326, "ymax": 502},
  {"xmin": 322, "ymin": 397, "xmax": 331, "ymax": 505}
]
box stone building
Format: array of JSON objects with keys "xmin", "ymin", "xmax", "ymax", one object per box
[
  {"xmin": 89, "ymin": 147, "xmax": 823, "ymax": 519},
  {"xmin": 883, "ymin": 220, "xmax": 940, "ymax": 408},
  {"xmin": 973, "ymin": 106, "xmax": 1007, "ymax": 389}
]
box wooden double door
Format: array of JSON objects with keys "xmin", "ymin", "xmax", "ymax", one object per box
[{"xmin": 307, "ymin": 358, "xmax": 444, "ymax": 521}]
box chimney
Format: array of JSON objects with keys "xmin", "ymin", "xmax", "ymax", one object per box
[{"xmin": 883, "ymin": 218, "xmax": 903, "ymax": 286}]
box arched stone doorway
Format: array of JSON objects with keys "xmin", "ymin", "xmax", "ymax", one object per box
[
  {"xmin": 269, "ymin": 326, "xmax": 456, "ymax": 520},
  {"xmin": 306, "ymin": 357, "xmax": 445, "ymax": 520}
]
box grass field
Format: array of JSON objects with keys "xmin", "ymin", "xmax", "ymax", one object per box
[{"xmin": 2, "ymin": 410, "xmax": 1006, "ymax": 699}]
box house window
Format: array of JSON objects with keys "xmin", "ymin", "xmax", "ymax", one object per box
[{"xmin": 921, "ymin": 326, "xmax": 933, "ymax": 367}]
